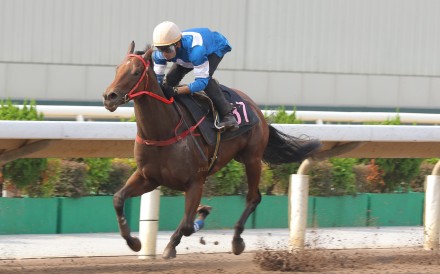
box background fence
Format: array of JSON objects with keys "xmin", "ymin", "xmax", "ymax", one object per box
[{"xmin": 0, "ymin": 193, "xmax": 424, "ymax": 235}]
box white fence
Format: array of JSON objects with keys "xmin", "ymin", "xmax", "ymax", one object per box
[{"xmin": 12, "ymin": 105, "xmax": 440, "ymax": 124}]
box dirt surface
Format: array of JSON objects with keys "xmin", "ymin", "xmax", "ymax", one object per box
[{"xmin": 2, "ymin": 248, "xmax": 440, "ymax": 274}]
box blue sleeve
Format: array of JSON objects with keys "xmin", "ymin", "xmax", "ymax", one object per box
[
  {"xmin": 187, "ymin": 46, "xmax": 210, "ymax": 93},
  {"xmin": 152, "ymin": 50, "xmax": 167, "ymax": 65},
  {"xmin": 152, "ymin": 50, "xmax": 167, "ymax": 84},
  {"xmin": 188, "ymin": 78, "xmax": 210, "ymax": 93}
]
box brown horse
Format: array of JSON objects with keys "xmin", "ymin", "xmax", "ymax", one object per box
[{"xmin": 103, "ymin": 42, "xmax": 321, "ymax": 259}]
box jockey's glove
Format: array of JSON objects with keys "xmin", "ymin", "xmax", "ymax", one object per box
[
  {"xmin": 161, "ymin": 84, "xmax": 178, "ymax": 99},
  {"xmin": 157, "ymin": 74, "xmax": 164, "ymax": 84}
]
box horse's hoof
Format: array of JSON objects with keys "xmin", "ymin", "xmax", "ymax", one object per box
[
  {"xmin": 232, "ymin": 237, "xmax": 245, "ymax": 255},
  {"xmin": 126, "ymin": 236, "xmax": 141, "ymax": 252},
  {"xmin": 162, "ymin": 247, "xmax": 177, "ymax": 259}
]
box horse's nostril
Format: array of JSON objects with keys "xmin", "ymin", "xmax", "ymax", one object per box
[{"xmin": 109, "ymin": 92, "xmax": 118, "ymax": 100}]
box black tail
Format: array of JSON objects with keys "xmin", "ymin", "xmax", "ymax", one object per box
[{"xmin": 263, "ymin": 125, "xmax": 322, "ymax": 165}]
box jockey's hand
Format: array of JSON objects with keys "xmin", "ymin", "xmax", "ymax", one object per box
[
  {"xmin": 161, "ymin": 84, "xmax": 177, "ymax": 99},
  {"xmin": 157, "ymin": 74, "xmax": 164, "ymax": 84}
]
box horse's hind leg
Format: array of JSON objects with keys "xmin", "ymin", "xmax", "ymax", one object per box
[
  {"xmin": 232, "ymin": 158, "xmax": 262, "ymax": 255},
  {"xmin": 114, "ymin": 170, "xmax": 158, "ymax": 252},
  {"xmin": 162, "ymin": 179, "xmax": 203, "ymax": 259}
]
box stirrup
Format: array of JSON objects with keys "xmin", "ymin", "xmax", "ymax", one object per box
[
  {"xmin": 219, "ymin": 120, "xmax": 239, "ymax": 132},
  {"xmin": 214, "ymin": 112, "xmax": 227, "ymax": 132}
]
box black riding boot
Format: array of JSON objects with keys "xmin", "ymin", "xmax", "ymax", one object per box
[
  {"xmin": 204, "ymin": 79, "xmax": 239, "ymax": 131},
  {"xmin": 219, "ymin": 112, "xmax": 239, "ymax": 130}
]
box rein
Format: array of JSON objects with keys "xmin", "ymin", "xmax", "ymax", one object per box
[
  {"xmin": 135, "ymin": 114, "xmax": 206, "ymax": 146},
  {"xmin": 124, "ymin": 54, "xmax": 174, "ymax": 104}
]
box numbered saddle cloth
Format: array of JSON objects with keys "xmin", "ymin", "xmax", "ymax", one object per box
[{"xmin": 175, "ymin": 84, "xmax": 260, "ymax": 145}]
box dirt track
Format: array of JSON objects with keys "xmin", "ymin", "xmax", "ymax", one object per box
[{"xmin": 2, "ymin": 248, "xmax": 440, "ymax": 273}]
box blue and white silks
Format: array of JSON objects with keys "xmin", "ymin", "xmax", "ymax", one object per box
[{"xmin": 153, "ymin": 28, "xmax": 232, "ymax": 93}]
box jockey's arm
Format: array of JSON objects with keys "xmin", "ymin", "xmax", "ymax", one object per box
[
  {"xmin": 175, "ymin": 57, "xmax": 210, "ymax": 95},
  {"xmin": 170, "ymin": 46, "xmax": 211, "ymax": 95},
  {"xmin": 175, "ymin": 75, "xmax": 209, "ymax": 95},
  {"xmin": 152, "ymin": 51, "xmax": 167, "ymax": 84}
]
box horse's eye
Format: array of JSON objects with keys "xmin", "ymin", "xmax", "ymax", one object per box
[{"xmin": 134, "ymin": 69, "xmax": 142, "ymax": 76}]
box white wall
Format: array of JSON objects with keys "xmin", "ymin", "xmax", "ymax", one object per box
[{"xmin": 1, "ymin": 0, "xmax": 439, "ymax": 110}]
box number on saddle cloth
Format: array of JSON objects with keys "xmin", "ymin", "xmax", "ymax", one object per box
[{"xmin": 174, "ymin": 85, "xmax": 260, "ymax": 145}]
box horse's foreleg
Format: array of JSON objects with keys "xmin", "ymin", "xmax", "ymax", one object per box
[
  {"xmin": 114, "ymin": 170, "xmax": 158, "ymax": 252},
  {"xmin": 232, "ymin": 159, "xmax": 262, "ymax": 255},
  {"xmin": 162, "ymin": 179, "xmax": 203, "ymax": 259},
  {"xmin": 162, "ymin": 228, "xmax": 182, "ymax": 259}
]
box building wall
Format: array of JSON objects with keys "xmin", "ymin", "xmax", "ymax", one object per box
[{"xmin": 1, "ymin": 0, "xmax": 439, "ymax": 111}]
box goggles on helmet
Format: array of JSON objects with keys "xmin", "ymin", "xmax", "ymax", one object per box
[{"xmin": 156, "ymin": 44, "xmax": 176, "ymax": 54}]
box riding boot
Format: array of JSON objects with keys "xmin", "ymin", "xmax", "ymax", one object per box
[
  {"xmin": 219, "ymin": 112, "xmax": 239, "ymax": 130},
  {"xmin": 204, "ymin": 79, "xmax": 239, "ymax": 131}
]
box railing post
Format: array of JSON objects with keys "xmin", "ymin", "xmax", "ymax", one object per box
[
  {"xmin": 287, "ymin": 143, "xmax": 362, "ymax": 251},
  {"xmin": 288, "ymin": 173, "xmax": 309, "ymax": 250},
  {"xmin": 138, "ymin": 188, "xmax": 161, "ymax": 259},
  {"xmin": 288, "ymin": 159, "xmax": 312, "ymax": 251},
  {"xmin": 424, "ymin": 161, "xmax": 440, "ymax": 250}
]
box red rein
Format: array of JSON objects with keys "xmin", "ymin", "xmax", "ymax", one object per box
[
  {"xmin": 125, "ymin": 54, "xmax": 174, "ymax": 104},
  {"xmin": 125, "ymin": 54, "xmax": 204, "ymax": 147}
]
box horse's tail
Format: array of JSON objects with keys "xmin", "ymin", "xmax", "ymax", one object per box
[{"xmin": 263, "ymin": 125, "xmax": 322, "ymax": 165}]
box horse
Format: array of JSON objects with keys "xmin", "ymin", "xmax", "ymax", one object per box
[{"xmin": 102, "ymin": 41, "xmax": 321, "ymax": 259}]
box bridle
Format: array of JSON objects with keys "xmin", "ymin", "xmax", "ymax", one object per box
[{"xmin": 123, "ymin": 54, "xmax": 174, "ymax": 105}]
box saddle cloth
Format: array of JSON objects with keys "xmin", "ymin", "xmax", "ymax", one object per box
[{"xmin": 175, "ymin": 84, "xmax": 259, "ymax": 146}]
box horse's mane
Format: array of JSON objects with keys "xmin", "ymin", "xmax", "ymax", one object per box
[
  {"xmin": 133, "ymin": 44, "xmax": 154, "ymax": 75},
  {"xmin": 134, "ymin": 44, "xmax": 153, "ymax": 59},
  {"xmin": 133, "ymin": 45, "xmax": 154, "ymax": 72}
]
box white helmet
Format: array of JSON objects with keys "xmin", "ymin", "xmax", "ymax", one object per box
[{"xmin": 153, "ymin": 21, "xmax": 182, "ymax": 47}]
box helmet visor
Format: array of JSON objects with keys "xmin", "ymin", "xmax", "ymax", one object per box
[{"xmin": 156, "ymin": 45, "xmax": 176, "ymax": 54}]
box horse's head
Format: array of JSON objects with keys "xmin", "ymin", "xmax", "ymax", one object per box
[{"xmin": 103, "ymin": 41, "xmax": 154, "ymax": 112}]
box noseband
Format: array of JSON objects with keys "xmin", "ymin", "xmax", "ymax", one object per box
[{"xmin": 124, "ymin": 54, "xmax": 174, "ymax": 104}]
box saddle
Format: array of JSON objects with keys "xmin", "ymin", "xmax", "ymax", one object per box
[{"xmin": 175, "ymin": 84, "xmax": 259, "ymax": 146}]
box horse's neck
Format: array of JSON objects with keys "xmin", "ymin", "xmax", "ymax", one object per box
[{"xmin": 133, "ymin": 96, "xmax": 180, "ymax": 140}]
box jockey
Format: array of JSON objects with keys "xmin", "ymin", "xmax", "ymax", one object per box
[{"xmin": 152, "ymin": 21, "xmax": 239, "ymax": 131}]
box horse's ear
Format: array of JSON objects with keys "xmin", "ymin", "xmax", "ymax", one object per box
[{"xmin": 127, "ymin": 41, "xmax": 135, "ymax": 55}]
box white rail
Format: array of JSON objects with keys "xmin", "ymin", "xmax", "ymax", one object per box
[{"xmin": 10, "ymin": 105, "xmax": 440, "ymax": 124}]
